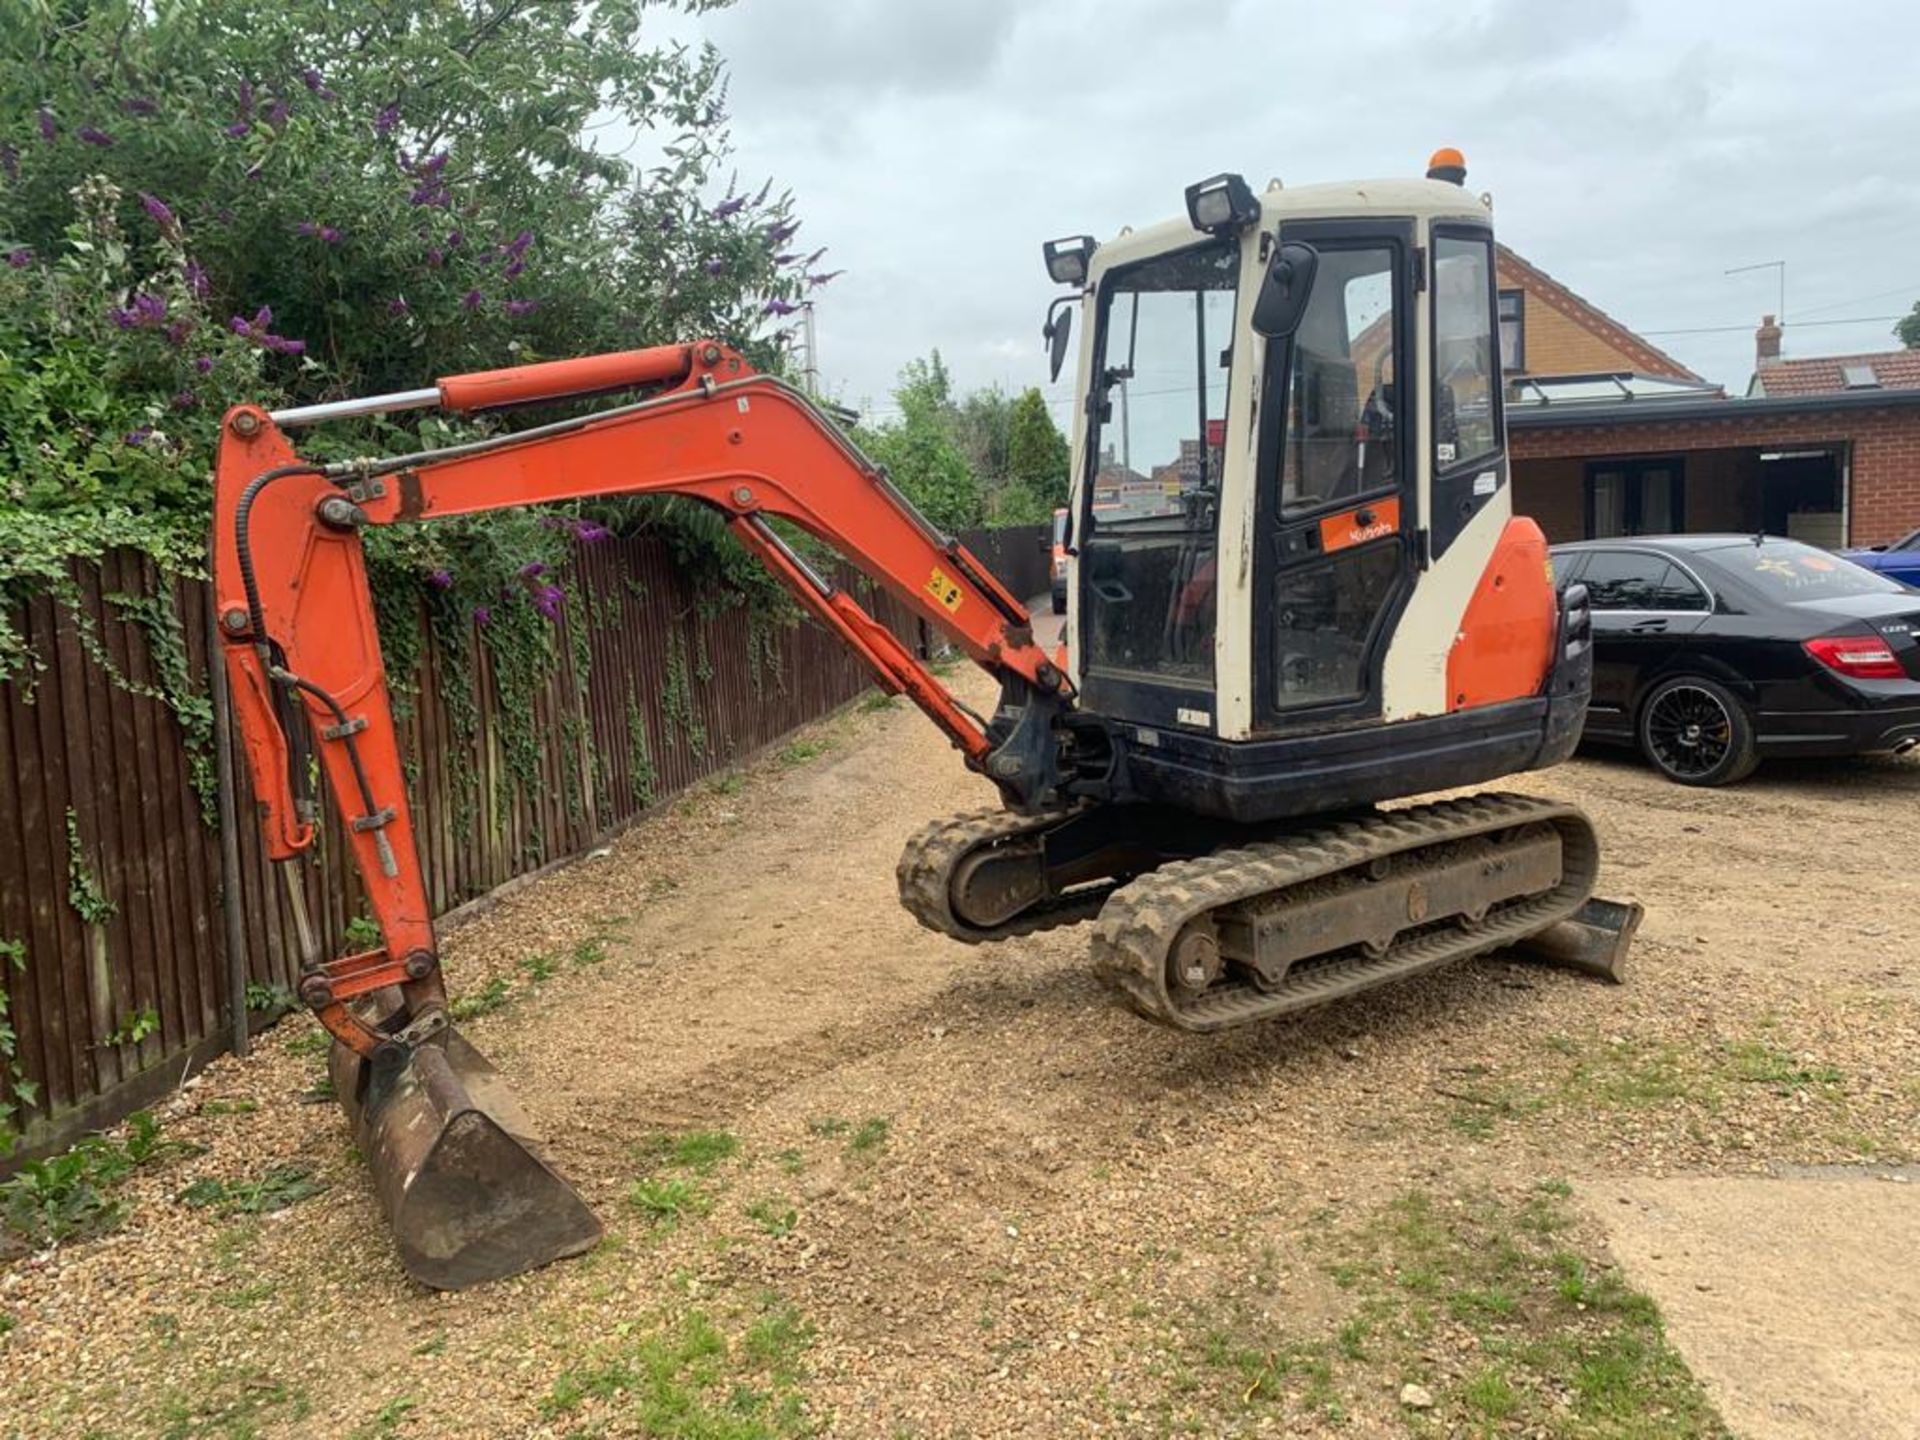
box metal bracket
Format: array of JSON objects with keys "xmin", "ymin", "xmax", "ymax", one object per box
[
  {"xmin": 344, "ymin": 478, "xmax": 389, "ymax": 504},
  {"xmin": 321, "ymin": 715, "xmax": 369, "ymax": 740},
  {"xmin": 351, "ymin": 806, "xmax": 397, "ymax": 833}
]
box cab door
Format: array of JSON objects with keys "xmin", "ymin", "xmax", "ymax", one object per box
[{"xmin": 1252, "ymin": 222, "xmax": 1417, "ymax": 730}]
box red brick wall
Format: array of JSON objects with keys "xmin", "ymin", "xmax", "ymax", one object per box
[{"xmin": 1508, "ymin": 405, "xmax": 1920, "ymax": 546}]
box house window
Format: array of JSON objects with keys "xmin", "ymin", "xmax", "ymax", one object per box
[
  {"xmin": 1497, "ymin": 289, "xmax": 1524, "ymax": 374},
  {"xmin": 1585, "ymin": 458, "xmax": 1685, "ymax": 538}
]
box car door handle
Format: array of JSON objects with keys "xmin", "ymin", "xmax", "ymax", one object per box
[{"xmin": 1629, "ymin": 618, "xmax": 1668, "ymax": 634}]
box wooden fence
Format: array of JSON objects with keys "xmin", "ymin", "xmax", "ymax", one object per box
[{"xmin": 0, "ymin": 524, "xmax": 1044, "ymax": 1163}]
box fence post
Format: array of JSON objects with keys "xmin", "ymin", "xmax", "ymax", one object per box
[{"xmin": 205, "ymin": 565, "xmax": 250, "ymax": 1059}]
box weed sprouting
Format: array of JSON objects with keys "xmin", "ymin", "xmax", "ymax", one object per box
[
  {"xmin": 0, "ymin": 1110, "xmax": 191, "ymax": 1245},
  {"xmin": 745, "ymin": 1197, "xmax": 798, "ymax": 1237},
  {"xmin": 449, "ymin": 976, "xmax": 513, "ymax": 1021},
  {"xmin": 629, "ymin": 1176, "xmax": 711, "ymax": 1229},
  {"xmin": 178, "ymin": 1165, "xmax": 327, "ymax": 1216}
]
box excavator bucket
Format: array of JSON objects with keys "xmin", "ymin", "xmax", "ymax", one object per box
[{"xmin": 328, "ymin": 1025, "xmax": 602, "ymax": 1290}]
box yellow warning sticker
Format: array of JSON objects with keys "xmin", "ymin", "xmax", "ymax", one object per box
[{"xmin": 926, "ymin": 566, "xmax": 964, "ymax": 613}]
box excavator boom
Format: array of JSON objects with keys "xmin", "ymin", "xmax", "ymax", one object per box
[{"xmin": 212, "ymin": 341, "xmax": 1073, "ymax": 1286}]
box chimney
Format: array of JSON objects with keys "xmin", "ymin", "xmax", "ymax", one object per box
[{"xmin": 1756, "ymin": 313, "xmax": 1783, "ymax": 368}]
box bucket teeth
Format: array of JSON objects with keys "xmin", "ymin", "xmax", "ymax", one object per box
[{"xmin": 330, "ymin": 1028, "xmax": 602, "ymax": 1290}]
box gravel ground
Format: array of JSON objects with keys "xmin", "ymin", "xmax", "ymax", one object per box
[{"xmin": 2, "ymin": 675, "xmax": 1916, "ymax": 1438}]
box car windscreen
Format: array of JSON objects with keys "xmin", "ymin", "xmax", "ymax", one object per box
[{"xmin": 1708, "ymin": 540, "xmax": 1908, "ymax": 600}]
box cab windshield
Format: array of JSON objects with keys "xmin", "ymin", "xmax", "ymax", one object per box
[{"xmin": 1076, "ymin": 239, "xmax": 1238, "ymax": 688}]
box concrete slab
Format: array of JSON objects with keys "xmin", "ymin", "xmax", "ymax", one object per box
[{"xmin": 1585, "ymin": 1171, "xmax": 1920, "ymax": 1440}]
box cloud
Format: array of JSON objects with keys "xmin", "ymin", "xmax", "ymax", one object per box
[{"xmin": 676, "ymin": 0, "xmax": 1920, "ymax": 405}]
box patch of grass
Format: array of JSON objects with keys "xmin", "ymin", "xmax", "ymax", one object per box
[
  {"xmin": 709, "ymin": 773, "xmax": 744, "ymax": 796},
  {"xmin": 745, "ymin": 1197, "xmax": 798, "ymax": 1237},
  {"xmin": 448, "ymin": 976, "xmax": 513, "ymax": 1021},
  {"xmin": 1718, "ymin": 1040, "xmax": 1843, "ymax": 1092},
  {"xmin": 179, "ymin": 1165, "xmax": 326, "ymax": 1217},
  {"xmin": 805, "ymin": 1116, "xmax": 850, "ymax": 1138},
  {"xmin": 150, "ymin": 1367, "xmax": 311, "ymax": 1438},
  {"xmin": 284, "ymin": 1026, "xmax": 333, "ymax": 1057},
  {"xmin": 0, "ymin": 1310, "xmax": 14, "ymax": 1337},
  {"xmin": 774, "ymin": 1148, "xmax": 805, "ymax": 1175},
  {"xmin": 857, "ymin": 691, "xmax": 901, "ymax": 713},
  {"xmin": 1146, "ymin": 1185, "xmax": 1728, "ymax": 1437},
  {"xmin": 350, "ymin": 1395, "xmax": 416, "ymax": 1439},
  {"xmin": 214, "ymin": 1280, "xmax": 278, "ymax": 1310},
  {"xmin": 635, "ymin": 1129, "xmax": 741, "ymax": 1175},
  {"xmin": 572, "ymin": 936, "xmax": 610, "ymax": 967},
  {"xmin": 847, "ymin": 1117, "xmax": 890, "ymax": 1156},
  {"xmin": 777, "ymin": 737, "xmax": 831, "ymax": 767},
  {"xmin": 539, "ymin": 1301, "xmax": 813, "ymax": 1436},
  {"xmin": 629, "ymin": 1176, "xmax": 711, "ymax": 1230},
  {"xmin": 520, "ymin": 951, "xmax": 560, "ymax": 982},
  {"xmin": 1565, "ymin": 1038, "xmax": 1700, "ymax": 1108},
  {"xmin": 1, "ymin": 1110, "xmax": 192, "ymax": 1245},
  {"xmin": 412, "ymin": 1333, "xmax": 447, "ymax": 1357}
]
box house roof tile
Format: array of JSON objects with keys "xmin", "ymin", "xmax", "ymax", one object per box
[{"xmin": 1753, "ymin": 349, "xmax": 1920, "ymax": 396}]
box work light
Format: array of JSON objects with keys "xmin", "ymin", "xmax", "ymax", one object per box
[
  {"xmin": 1184, "ymin": 173, "xmax": 1258, "ymax": 234},
  {"xmin": 1043, "ymin": 235, "xmax": 1097, "ymax": 286}
]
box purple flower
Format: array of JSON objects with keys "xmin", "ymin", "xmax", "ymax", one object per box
[
  {"xmin": 224, "ymin": 122, "xmax": 251, "ymax": 138},
  {"xmin": 165, "ymin": 319, "xmax": 191, "ymax": 347},
  {"xmin": 532, "ymin": 584, "xmax": 565, "ymax": 621},
  {"xmin": 428, "ymin": 568, "xmax": 454, "ymax": 590},
  {"xmin": 124, "ymin": 426, "xmax": 153, "ymax": 446},
  {"xmin": 766, "ymin": 220, "xmax": 800, "ymax": 246},
  {"xmin": 5, "ymin": 247, "xmax": 32, "ymax": 269},
  {"xmin": 194, "ymin": 355, "xmax": 214, "ymax": 374},
  {"xmin": 37, "ymin": 108, "xmax": 55, "ymax": 142},
  {"xmin": 374, "ymin": 103, "xmax": 400, "ymax": 138},
  {"xmin": 122, "ymin": 96, "xmax": 159, "ymax": 116},
  {"xmin": 236, "ymin": 81, "xmax": 254, "ymax": 118},
  {"xmin": 753, "ymin": 178, "xmax": 772, "ymax": 206},
  {"xmin": 302, "ymin": 69, "xmax": 335, "ymax": 100},
  {"xmin": 263, "ymin": 334, "xmax": 305, "ymax": 356},
  {"xmin": 519, "ymin": 561, "xmax": 547, "ymax": 579},
  {"xmin": 185, "ymin": 260, "xmax": 209, "ymax": 298},
  {"xmin": 472, "ymin": 605, "xmax": 492, "ymax": 627},
  {"xmin": 808, "ymin": 270, "xmax": 843, "ymax": 288},
  {"xmin": 294, "ymin": 221, "xmax": 342, "ymax": 244},
  {"xmin": 426, "ymin": 246, "xmax": 445, "ymax": 268},
  {"xmin": 409, "ymin": 182, "xmax": 449, "ymax": 208},
  {"xmin": 502, "ymin": 258, "xmax": 525, "ymax": 280},
  {"xmin": 78, "ymin": 126, "xmax": 115, "ymax": 149},
  {"xmin": 773, "ymin": 252, "xmax": 799, "ymax": 265},
  {"xmin": 111, "ymin": 292, "xmax": 170, "ymax": 330},
  {"xmin": 230, "ymin": 305, "xmax": 305, "ymax": 355},
  {"xmin": 569, "ymin": 520, "xmax": 610, "ymax": 542},
  {"xmin": 711, "ymin": 195, "xmax": 745, "ymax": 220},
  {"xmin": 387, "ymin": 296, "xmax": 410, "ymax": 316},
  {"xmin": 763, "ymin": 298, "xmax": 799, "ymax": 317},
  {"xmin": 171, "ymin": 390, "xmax": 197, "ymax": 411},
  {"xmin": 446, "ymin": 229, "xmax": 463, "ymax": 249},
  {"xmin": 503, "ymin": 298, "xmax": 539, "ymax": 317},
  {"xmin": 139, "ymin": 192, "xmax": 177, "ymax": 233},
  {"xmin": 264, "ymin": 99, "xmax": 291, "ymax": 130},
  {"xmin": 503, "ymin": 229, "xmax": 533, "ymax": 259},
  {"xmin": 462, "ymin": 288, "xmax": 482, "ymax": 310},
  {"xmin": 416, "ymin": 151, "xmax": 449, "ymax": 178},
  {"xmin": 703, "ymin": 258, "xmax": 726, "ymax": 276}
]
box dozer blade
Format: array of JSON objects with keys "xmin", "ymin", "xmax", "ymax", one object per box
[{"xmin": 329, "ymin": 1025, "xmax": 602, "ymax": 1290}]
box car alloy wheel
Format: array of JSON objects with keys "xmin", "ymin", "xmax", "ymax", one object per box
[{"xmin": 1643, "ymin": 682, "xmax": 1734, "ymax": 780}]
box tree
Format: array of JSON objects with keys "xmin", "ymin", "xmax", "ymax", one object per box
[
  {"xmin": 1005, "ymin": 387, "xmax": 1071, "ymax": 513},
  {"xmin": 1898, "ymin": 300, "xmax": 1920, "ymax": 350},
  {"xmin": 861, "ymin": 352, "xmax": 982, "ymax": 532},
  {"xmin": 0, "ymin": 0, "xmax": 823, "ymax": 668}
]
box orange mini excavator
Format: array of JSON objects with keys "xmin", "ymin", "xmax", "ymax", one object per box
[{"xmin": 213, "ymin": 154, "xmax": 1638, "ymax": 1288}]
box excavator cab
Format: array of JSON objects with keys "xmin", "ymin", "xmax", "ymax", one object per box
[{"xmin": 1044, "ymin": 156, "xmax": 1591, "ymax": 823}]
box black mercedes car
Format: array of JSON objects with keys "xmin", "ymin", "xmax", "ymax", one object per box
[{"xmin": 1550, "ymin": 534, "xmax": 1920, "ymax": 785}]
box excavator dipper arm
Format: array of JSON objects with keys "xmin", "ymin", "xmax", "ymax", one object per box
[{"xmin": 212, "ymin": 340, "xmax": 1072, "ymax": 1062}]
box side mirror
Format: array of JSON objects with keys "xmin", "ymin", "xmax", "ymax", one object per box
[
  {"xmin": 1250, "ymin": 241, "xmax": 1319, "ymax": 339},
  {"xmin": 1043, "ymin": 299, "xmax": 1074, "ymax": 384}
]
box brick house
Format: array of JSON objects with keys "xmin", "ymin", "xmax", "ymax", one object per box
[{"xmin": 1497, "ymin": 247, "xmax": 1920, "ymax": 547}]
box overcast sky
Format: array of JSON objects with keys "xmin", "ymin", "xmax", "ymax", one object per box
[{"xmin": 644, "ymin": 0, "xmax": 1920, "ymax": 420}]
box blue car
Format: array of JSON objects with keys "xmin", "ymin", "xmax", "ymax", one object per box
[{"xmin": 1842, "ymin": 528, "xmax": 1920, "ymax": 588}]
